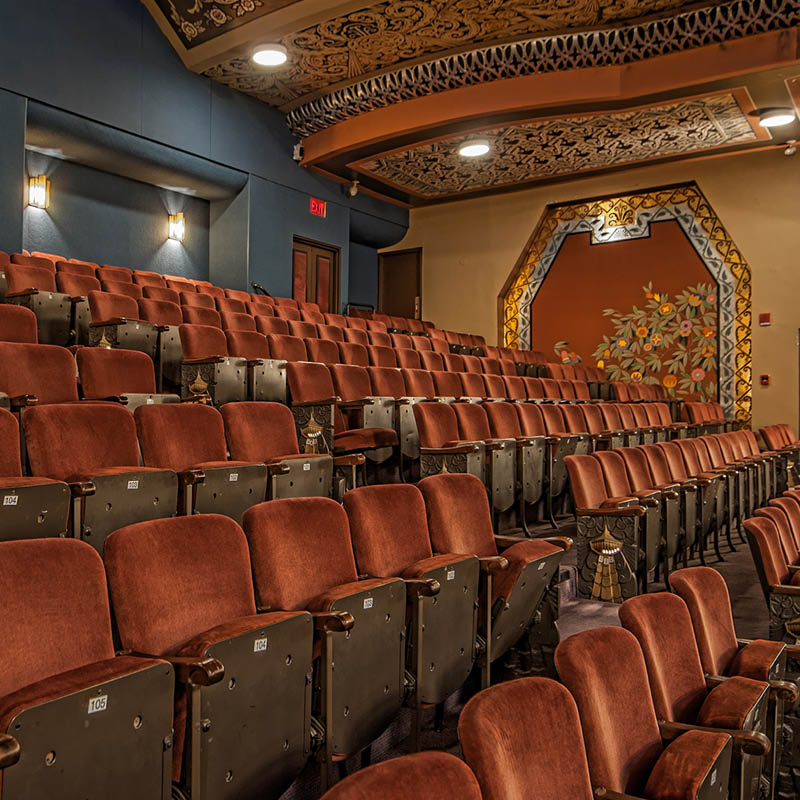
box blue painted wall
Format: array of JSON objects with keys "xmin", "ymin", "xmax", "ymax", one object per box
[
  {"xmin": 0, "ymin": 0, "xmax": 407, "ymax": 299},
  {"xmin": 348, "ymin": 243, "xmax": 379, "ymax": 311}
]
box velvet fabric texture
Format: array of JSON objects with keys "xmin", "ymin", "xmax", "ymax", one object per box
[
  {"xmin": 343, "ymin": 328, "xmax": 369, "ymax": 346},
  {"xmin": 484, "ymin": 401, "xmax": 525, "ymax": 439},
  {"xmin": 561, "ymin": 403, "xmax": 589, "ymax": 434},
  {"xmin": 641, "ymin": 444, "xmax": 675, "ymax": 484},
  {"xmin": 55, "ymin": 273, "xmax": 101, "ymax": 297},
  {"xmin": 225, "ymin": 330, "xmax": 269, "ymax": 360},
  {"xmin": 368, "ymin": 367, "xmax": 406, "ymax": 398},
  {"xmin": 769, "ymin": 497, "xmax": 800, "ymax": 549},
  {"xmin": 455, "ymin": 372, "xmax": 481, "ymax": 398},
  {"xmin": 180, "ymin": 291, "xmax": 214, "ymax": 309},
  {"xmin": 181, "ymin": 306, "xmax": 222, "ymax": 328},
  {"xmin": 452, "ymin": 402, "xmax": 493, "ymax": 441},
  {"xmin": 729, "ymin": 640, "xmax": 785, "ymax": 682},
  {"xmin": 287, "ymin": 361, "xmax": 335, "ymax": 403},
  {"xmin": 0, "ymin": 343, "xmax": 79, "ymax": 404},
  {"xmin": 319, "ymin": 751, "xmax": 481, "ymax": 800},
  {"xmin": 275, "ymin": 307, "xmax": 301, "ymax": 322},
  {"xmin": 6, "ymin": 263, "xmax": 57, "ymax": 292},
  {"xmin": 268, "ymin": 334, "xmax": 308, "ymax": 362},
  {"xmin": 301, "ymin": 309, "xmax": 325, "ymax": 324},
  {"xmin": 579, "ymin": 403, "xmax": 608, "ymax": 434},
  {"xmin": 368, "ymin": 332, "xmax": 391, "ymax": 348},
  {"xmin": 100, "ymin": 279, "xmax": 142, "ymax": 300},
  {"xmin": 565, "ymin": 455, "xmax": 610, "ymax": 510},
  {"xmin": 755, "ymin": 507, "xmax": 800, "ymax": 565},
  {"xmin": 343, "ymin": 484, "xmax": 434, "ymax": 576},
  {"xmin": 55, "ymin": 261, "xmax": 96, "ymax": 277},
  {"xmin": 482, "ymin": 374, "xmax": 505, "ymax": 399},
  {"xmin": 307, "ymin": 338, "xmax": 339, "ymax": 365},
  {"xmin": 337, "ymin": 342, "xmax": 369, "ymax": 366},
  {"xmin": 411, "ymin": 336, "xmax": 432, "ymax": 352},
  {"xmin": 133, "ymin": 271, "xmax": 165, "ymax": 288},
  {"xmin": 594, "ymin": 450, "xmax": 636, "ymax": 497},
  {"xmin": 413, "ymin": 402, "xmax": 460, "ymax": 448},
  {"xmin": 743, "ymin": 517, "xmax": 796, "ymax": 586},
  {"xmin": 288, "ymin": 320, "xmax": 317, "ymax": 338},
  {"xmin": 317, "ymin": 324, "xmax": 345, "ymax": 343},
  {"xmin": 0, "ymin": 408, "xmax": 22, "ymax": 476},
  {"xmin": 97, "ymin": 265, "xmax": 132, "ymax": 283},
  {"xmin": 0, "ymin": 539, "xmax": 115, "ymax": 698},
  {"xmin": 555, "ymin": 626, "xmax": 664, "ymax": 795},
  {"xmin": 617, "ymin": 447, "xmax": 658, "ymax": 492},
  {"xmin": 77, "ymin": 347, "xmax": 157, "ymax": 397},
  {"xmin": 402, "ymin": 369, "xmax": 436, "ymax": 397},
  {"xmin": 24, "ymin": 403, "xmax": 141, "ymax": 480},
  {"xmin": 657, "ymin": 442, "xmax": 691, "ymax": 480},
  {"xmin": 459, "ymin": 677, "xmax": 593, "ymax": 800},
  {"xmin": 221, "ymin": 402, "xmax": 301, "ymax": 461},
  {"xmin": 242, "ymin": 498, "xmax": 360, "ymax": 611},
  {"xmin": 0, "ymin": 305, "xmax": 37, "ymax": 344},
  {"xmin": 503, "ymin": 376, "xmax": 526, "ymax": 400},
  {"xmin": 395, "ymin": 349, "xmax": 421, "ymax": 369},
  {"xmin": 225, "ymin": 289, "xmax": 251, "ymax": 303},
  {"xmin": 138, "ymin": 298, "xmax": 183, "ymax": 326},
  {"xmin": 695, "ymin": 677, "xmax": 768, "ymax": 728},
  {"xmin": 367, "ymin": 345, "xmax": 396, "ymax": 367},
  {"xmin": 88, "ymin": 290, "xmax": 139, "ymax": 323},
  {"xmin": 215, "ymin": 298, "xmax": 246, "ymax": 314},
  {"xmin": 220, "ymin": 312, "xmax": 255, "ymax": 332},
  {"xmin": 178, "ymin": 323, "xmax": 228, "ymax": 359},
  {"xmin": 256, "ymin": 316, "xmax": 289, "ymax": 336},
  {"xmin": 514, "ymin": 402, "xmax": 546, "ymax": 436},
  {"xmin": 135, "ymin": 404, "xmax": 229, "ymax": 472},
  {"xmin": 331, "ymin": 364, "xmax": 373, "ymax": 402},
  {"xmin": 431, "ymin": 370, "xmax": 462, "ymax": 397}
]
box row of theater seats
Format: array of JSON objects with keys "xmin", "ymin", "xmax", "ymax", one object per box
[
  {"xmin": 329, "ymin": 564, "xmax": 795, "ymax": 800},
  {"xmin": 0, "ymin": 475, "xmax": 569, "ymax": 799},
  {"xmin": 564, "ymin": 429, "xmax": 797, "ymax": 601}
]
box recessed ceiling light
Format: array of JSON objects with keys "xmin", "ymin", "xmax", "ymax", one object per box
[
  {"xmin": 252, "ymin": 44, "xmax": 288, "ymax": 66},
  {"xmin": 458, "ymin": 139, "xmax": 491, "ymax": 158},
  {"xmin": 758, "ymin": 108, "xmax": 796, "ymax": 128}
]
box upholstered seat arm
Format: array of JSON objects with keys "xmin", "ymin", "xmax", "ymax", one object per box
[
  {"xmin": 245, "ymin": 359, "xmax": 265, "ymax": 367},
  {"xmin": 578, "ymin": 506, "xmax": 646, "ymax": 517},
  {"xmin": 292, "ymin": 396, "xmax": 341, "ymax": 407},
  {"xmin": 333, "ymin": 454, "xmax": 366, "ymax": 467},
  {"xmin": 127, "ymin": 652, "xmax": 224, "ymax": 687},
  {"xmin": 493, "ymin": 534, "xmax": 572, "ymax": 551},
  {"xmin": 600, "ymin": 496, "xmax": 641, "ymax": 509},
  {"xmin": 183, "ymin": 356, "xmax": 227, "ymax": 365},
  {"xmin": 658, "ymin": 720, "xmax": 770, "ymax": 756},
  {"xmin": 0, "ymin": 733, "xmax": 20, "ymax": 770},
  {"xmin": 338, "ymin": 399, "xmax": 371, "ymax": 410},
  {"xmin": 312, "ymin": 611, "xmax": 355, "ymax": 633}
]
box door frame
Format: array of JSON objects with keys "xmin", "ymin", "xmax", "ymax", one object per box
[
  {"xmin": 292, "ymin": 236, "xmax": 341, "ymax": 312},
  {"xmin": 378, "ymin": 247, "xmax": 422, "ymax": 319}
]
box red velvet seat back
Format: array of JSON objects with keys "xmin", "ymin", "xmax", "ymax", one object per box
[
  {"xmin": 669, "ymin": 567, "xmax": 740, "ymax": 677},
  {"xmin": 256, "ymin": 316, "xmax": 289, "ymax": 336},
  {"xmin": 6, "ymin": 263, "xmax": 58, "ymax": 293},
  {"xmin": 418, "ymin": 473, "xmax": 497, "ymax": 558},
  {"xmin": 452, "ymin": 402, "xmax": 492, "ymax": 441},
  {"xmin": 214, "ymin": 297, "xmax": 245, "ymax": 315},
  {"xmin": 457, "ymin": 372, "xmax": 483, "ymax": 397},
  {"xmin": 761, "ymin": 426, "xmax": 785, "ymax": 450},
  {"xmin": 243, "ymin": 498, "xmax": 358, "ymax": 611},
  {"xmin": 101, "ymin": 279, "xmax": 142, "ymax": 300},
  {"xmin": 286, "ymin": 361, "xmax": 336, "ymax": 404},
  {"xmin": 556, "ymin": 380, "xmax": 576, "ymax": 400},
  {"xmin": 560, "ymin": 403, "xmax": 588, "ymax": 434},
  {"xmin": 267, "ymin": 334, "xmax": 307, "ymax": 362},
  {"xmin": 616, "ymin": 447, "xmax": 655, "ymax": 492},
  {"xmin": 220, "ymin": 311, "xmax": 255, "ymax": 332},
  {"xmin": 411, "ymin": 336, "xmax": 432, "ymax": 352},
  {"xmin": 368, "ymin": 331, "xmax": 391, "ymax": 347},
  {"xmin": 337, "ymin": 342, "xmax": 368, "ymax": 366},
  {"xmin": 368, "ymin": 366, "xmax": 405, "ymax": 398},
  {"xmin": 619, "ymin": 593, "xmax": 709, "ymax": 723},
  {"xmin": 771, "ymin": 496, "xmax": 800, "ymax": 548},
  {"xmin": 343, "ymin": 328, "xmax": 368, "ymax": 346},
  {"xmin": 742, "ymin": 517, "xmax": 790, "ymax": 586},
  {"xmin": 324, "ymin": 313, "xmax": 347, "ymax": 328},
  {"xmin": 700, "ymin": 436, "xmax": 726, "ymax": 469},
  {"xmin": 97, "ymin": 265, "xmax": 133, "ymax": 283},
  {"xmin": 640, "ymin": 444, "xmax": 673, "ymax": 484},
  {"xmin": 564, "ymin": 455, "xmax": 608, "ymax": 509},
  {"xmin": 249, "ymin": 293, "xmax": 274, "ymax": 306},
  {"xmin": 24, "ymin": 403, "xmax": 141, "ymax": 480},
  {"xmin": 182, "ymin": 306, "xmax": 222, "ymax": 328},
  {"xmin": 459, "ymin": 355, "xmax": 479, "ymax": 373},
  {"xmin": 539, "ymin": 404, "xmax": 568, "ymax": 435},
  {"xmin": 613, "ymin": 403, "xmax": 637, "ymax": 429},
  {"xmin": 88, "ymin": 290, "xmax": 139, "ymax": 323},
  {"xmin": 225, "ymin": 330, "xmax": 269, "ymax": 360},
  {"xmin": 275, "ymin": 306, "xmax": 301, "ymax": 321},
  {"xmin": 394, "ymin": 348, "xmax": 420, "ymax": 369},
  {"xmin": 368, "ymin": 345, "xmax": 396, "ymax": 367},
  {"xmin": 344, "ymin": 484, "xmax": 434, "ymax": 577},
  {"xmin": 413, "ymin": 402, "xmax": 460, "ymax": 448},
  {"xmin": 442, "ymin": 354, "xmax": 464, "ymax": 372},
  {"xmin": 56, "ymin": 273, "xmax": 101, "ymax": 297},
  {"xmin": 0, "ymin": 342, "xmax": 78, "ymax": 404},
  {"xmin": 500, "ymin": 376, "xmax": 523, "ymax": 400},
  {"xmin": 317, "ymin": 324, "xmax": 345, "ymax": 343},
  {"xmin": 77, "ymin": 347, "xmax": 157, "ymax": 397},
  {"xmin": 306, "ymin": 337, "xmax": 339, "ymax": 365},
  {"xmin": 598, "ymin": 403, "xmax": 623, "ymax": 430},
  {"xmin": 166, "ymin": 278, "xmax": 195, "ymax": 293},
  {"xmin": 289, "ymin": 320, "xmax": 317, "ymax": 338},
  {"xmin": 690, "ymin": 438, "xmax": 715, "ymax": 471},
  {"xmin": 629, "ymin": 403, "xmax": 650, "ymax": 428},
  {"xmin": 181, "ymin": 292, "xmax": 214, "ymax": 309},
  {"xmin": 714, "ymin": 434, "xmax": 737, "ymax": 464},
  {"xmin": 480, "ymin": 374, "xmax": 504, "ymax": 398},
  {"xmin": 402, "ymin": 368, "xmax": 435, "ymax": 398},
  {"xmin": 11, "ymin": 254, "xmax": 55, "ymax": 270},
  {"xmin": 138, "ymin": 298, "xmax": 183, "ymax": 326},
  {"xmin": 0, "ymin": 407, "xmax": 23, "ymax": 476},
  {"xmin": 755, "ymin": 507, "xmax": 799, "ymax": 564},
  {"xmin": 224, "ymin": 289, "xmax": 251, "ymax": 303},
  {"xmin": 142, "ymin": 286, "xmax": 179, "ymax": 304},
  {"xmin": 135, "ymin": 404, "xmax": 228, "ymax": 471},
  {"xmin": 105, "ymin": 515, "xmax": 256, "ymax": 655},
  {"xmin": 196, "ymin": 284, "xmax": 224, "ymax": 298},
  {"xmin": 221, "ymin": 402, "xmax": 300, "ymax": 461},
  {"xmin": 578, "ymin": 403, "xmax": 604, "ymax": 434},
  {"xmin": 459, "ymin": 677, "xmax": 594, "ymax": 800},
  {"xmin": 432, "ymin": 370, "xmax": 462, "ymax": 398},
  {"xmin": 656, "ymin": 441, "xmax": 690, "ymax": 481},
  {"xmin": 331, "ymin": 364, "xmax": 373, "ymax": 402},
  {"xmin": 0, "ymin": 539, "xmax": 115, "ymax": 698},
  {"xmin": 390, "ymin": 333, "xmax": 412, "ymax": 350},
  {"xmin": 179, "ymin": 323, "xmax": 228, "ymax": 359},
  {"xmin": 515, "ymin": 402, "xmax": 546, "ymax": 436},
  {"xmin": 673, "ymin": 439, "xmax": 702, "ymax": 476},
  {"xmin": 0, "ymin": 304, "xmax": 38, "ymax": 343},
  {"xmin": 300, "ymin": 309, "xmax": 325, "ymax": 324},
  {"xmin": 484, "ymin": 401, "xmax": 524, "ymax": 439},
  {"xmin": 345, "ymin": 316, "xmax": 366, "ymax": 330},
  {"xmin": 643, "ymin": 404, "xmax": 661, "ymax": 426},
  {"xmin": 56, "ymin": 260, "xmax": 96, "ymax": 278},
  {"xmin": 554, "ymin": 626, "xmax": 664, "ymax": 795},
  {"xmin": 133, "ymin": 271, "xmax": 165, "ymax": 288},
  {"xmin": 593, "ymin": 450, "xmax": 634, "ymax": 497}
]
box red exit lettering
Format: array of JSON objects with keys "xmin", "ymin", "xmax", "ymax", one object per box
[{"xmin": 310, "ymin": 198, "xmax": 327, "ymax": 218}]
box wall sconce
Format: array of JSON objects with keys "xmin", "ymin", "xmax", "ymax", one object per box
[
  {"xmin": 28, "ymin": 175, "xmax": 50, "ymax": 209},
  {"xmin": 168, "ymin": 212, "xmax": 185, "ymax": 242}
]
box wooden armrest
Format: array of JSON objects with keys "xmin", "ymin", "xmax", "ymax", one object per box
[
  {"xmin": 404, "ymin": 578, "xmax": 441, "ymax": 598},
  {"xmin": 129, "ymin": 652, "xmax": 224, "ymax": 687},
  {"xmin": 542, "ymin": 535, "xmax": 573, "ymax": 551},
  {"xmin": 658, "ymin": 720, "xmax": 769, "ymax": 756},
  {"xmin": 333, "ymin": 454, "xmax": 366, "ymax": 467},
  {"xmin": 0, "ymin": 733, "xmax": 20, "ymax": 770},
  {"xmin": 292, "ymin": 397, "xmax": 340, "ymax": 407},
  {"xmin": 600, "ymin": 497, "xmax": 639, "ymax": 509},
  {"xmin": 68, "ymin": 294, "xmax": 88, "ymax": 302},
  {"xmin": 484, "ymin": 439, "xmax": 509, "ymax": 452},
  {"xmin": 494, "ymin": 534, "xmax": 527, "ymax": 548},
  {"xmin": 181, "ymin": 394, "xmax": 212, "ymax": 404},
  {"xmin": 705, "ymin": 674, "xmax": 727, "ymax": 689},
  {"xmin": 578, "ymin": 506, "xmax": 645, "ymax": 518},
  {"xmin": 786, "ymin": 565, "xmax": 800, "ymax": 574},
  {"xmin": 312, "ymin": 611, "xmax": 355, "ymax": 633},
  {"xmin": 9, "ymin": 394, "xmax": 37, "ymax": 410},
  {"xmin": 420, "ymin": 444, "xmax": 481, "ymax": 455},
  {"xmin": 69, "ymin": 480, "xmax": 96, "ymax": 498},
  {"xmin": 246, "ymin": 359, "xmax": 265, "ymax": 367},
  {"xmin": 338, "ymin": 399, "xmax": 370, "ymax": 410},
  {"xmin": 180, "ymin": 469, "xmax": 206, "ymax": 486},
  {"xmin": 6, "ymin": 289, "xmax": 40, "ymax": 298},
  {"xmin": 594, "ymin": 789, "xmax": 646, "ymax": 800},
  {"xmin": 635, "ymin": 493, "xmax": 660, "ymax": 507},
  {"xmin": 267, "ymin": 463, "xmax": 291, "ymax": 476},
  {"xmin": 479, "ymin": 555, "xmax": 509, "ymax": 573},
  {"xmin": 783, "ymin": 643, "xmax": 800, "ymax": 659},
  {"xmin": 515, "ymin": 436, "xmax": 540, "ymax": 446},
  {"xmin": 183, "ymin": 356, "xmax": 228, "ymax": 365},
  {"xmin": 773, "ymin": 584, "xmax": 800, "ymax": 596},
  {"xmin": 90, "ymin": 317, "xmax": 129, "ymax": 327},
  {"xmin": 768, "ymin": 679, "xmax": 799, "ymax": 704}
]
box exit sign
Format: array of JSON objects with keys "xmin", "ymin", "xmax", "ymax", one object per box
[{"xmin": 310, "ymin": 197, "xmax": 327, "ymax": 218}]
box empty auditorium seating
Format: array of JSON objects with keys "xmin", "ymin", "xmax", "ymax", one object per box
[
  {"xmin": 0, "ymin": 304, "xmax": 37, "ymax": 343},
  {"xmin": 179, "ymin": 323, "xmax": 247, "ymax": 404},
  {"xmin": 0, "ymin": 342, "xmax": 79, "ymax": 408},
  {"xmin": 135, "ymin": 403, "xmax": 267, "ymax": 521},
  {"xmin": 104, "ymin": 514, "xmax": 313, "ymax": 799},
  {"xmin": 5, "ymin": 262, "xmax": 72, "ymax": 345},
  {"xmin": 88, "ymin": 290, "xmax": 159, "ymax": 359}
]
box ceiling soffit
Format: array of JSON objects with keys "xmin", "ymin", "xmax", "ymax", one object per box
[{"xmin": 352, "ymin": 90, "xmax": 768, "ymax": 199}]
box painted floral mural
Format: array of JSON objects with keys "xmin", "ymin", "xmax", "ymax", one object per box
[{"xmin": 591, "ymin": 282, "xmax": 718, "ymax": 398}]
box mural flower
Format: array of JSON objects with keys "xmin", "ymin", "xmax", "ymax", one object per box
[{"xmin": 592, "ymin": 281, "xmax": 718, "ymax": 400}]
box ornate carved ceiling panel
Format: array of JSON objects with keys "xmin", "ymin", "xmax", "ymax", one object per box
[
  {"xmin": 201, "ymin": 0, "xmax": 698, "ymax": 107},
  {"xmin": 353, "ymin": 92, "xmax": 765, "ymax": 199}
]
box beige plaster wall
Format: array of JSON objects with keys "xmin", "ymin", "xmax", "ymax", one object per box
[{"xmin": 385, "ymin": 148, "xmax": 800, "ymax": 431}]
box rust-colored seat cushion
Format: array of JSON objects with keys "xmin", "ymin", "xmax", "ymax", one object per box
[
  {"xmin": 225, "ymin": 330, "xmax": 268, "ymax": 360},
  {"xmin": 178, "ymin": 323, "xmax": 228, "ymax": 359},
  {"xmin": 308, "ymin": 577, "xmax": 402, "ymax": 612},
  {"xmin": 319, "ymin": 751, "xmax": 481, "ymax": 800},
  {"xmin": 695, "ymin": 676, "xmax": 768, "ymax": 728},
  {"xmin": 643, "ymin": 729, "xmax": 732, "ymax": 800},
  {"xmin": 0, "ymin": 408, "xmax": 22, "ymax": 476},
  {"xmin": 138, "ymin": 298, "xmax": 182, "ymax": 326},
  {"xmin": 493, "ymin": 538, "xmax": 561, "ymax": 604},
  {"xmin": 333, "ymin": 427, "xmax": 397, "ymax": 452},
  {"xmin": 77, "ymin": 347, "xmax": 157, "ymax": 397},
  {"xmin": 0, "ymin": 343, "xmax": 78, "ymax": 404},
  {"xmin": 0, "ymin": 305, "xmax": 38, "ymax": 344},
  {"xmin": 459, "ymin": 677, "xmax": 593, "ymax": 800},
  {"xmin": 88, "ymin": 290, "xmax": 139, "ymax": 323},
  {"xmin": 728, "ymin": 640, "xmax": 785, "ymax": 681}
]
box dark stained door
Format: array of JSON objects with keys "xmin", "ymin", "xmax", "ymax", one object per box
[
  {"xmin": 292, "ymin": 238, "xmax": 340, "ymax": 313},
  {"xmin": 379, "ymin": 248, "xmax": 422, "ymax": 319}
]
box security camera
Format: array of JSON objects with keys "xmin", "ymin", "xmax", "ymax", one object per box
[
  {"xmin": 785, "ymin": 140, "xmax": 797, "ymax": 157},
  {"xmin": 292, "ymin": 143, "xmax": 304, "ymax": 162},
  {"xmin": 348, "ymin": 180, "xmax": 360, "ymax": 198}
]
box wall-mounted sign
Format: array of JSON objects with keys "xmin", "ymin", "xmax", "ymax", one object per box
[{"xmin": 310, "ymin": 197, "xmax": 327, "ymax": 218}]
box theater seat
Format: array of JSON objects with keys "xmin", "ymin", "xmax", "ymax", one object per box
[
  {"xmin": 87, "ymin": 290, "xmax": 158, "ymax": 359},
  {"xmin": 320, "ymin": 752, "xmax": 481, "ymax": 800},
  {"xmin": 0, "ymin": 342, "xmax": 79, "ymax": 409},
  {"xmin": 413, "ymin": 401, "xmax": 485, "ymax": 482},
  {"xmin": 0, "ymin": 407, "xmax": 69, "ymax": 541},
  {"xmin": 0, "ymin": 305, "xmax": 37, "ymax": 343},
  {"xmin": 104, "ymin": 514, "xmax": 313, "ymax": 799},
  {"xmin": 23, "ymin": 403, "xmax": 178, "ymax": 554},
  {"xmin": 555, "ymin": 626, "xmax": 733, "ymax": 799},
  {"xmin": 243, "ymin": 498, "xmax": 406, "ymax": 782},
  {"xmin": 179, "ymin": 323, "xmax": 247, "ymax": 405},
  {"xmin": 5, "ymin": 262, "xmax": 72, "ymax": 345},
  {"xmin": 0, "ymin": 538, "xmax": 174, "ymax": 798},
  {"xmin": 77, "ymin": 347, "xmax": 179, "ymax": 410},
  {"xmin": 55, "ymin": 272, "xmax": 100, "ymax": 345},
  {"xmin": 419, "ymin": 473, "xmax": 568, "ymax": 687},
  {"xmin": 135, "ymin": 403, "xmax": 267, "ymax": 522}
]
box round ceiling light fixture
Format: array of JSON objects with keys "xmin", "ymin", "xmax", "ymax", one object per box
[
  {"xmin": 758, "ymin": 107, "xmax": 796, "ymax": 128},
  {"xmin": 458, "ymin": 138, "xmax": 491, "ymax": 158},
  {"xmin": 252, "ymin": 44, "xmax": 288, "ymax": 66}
]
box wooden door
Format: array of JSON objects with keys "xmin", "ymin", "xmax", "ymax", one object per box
[
  {"xmin": 292, "ymin": 238, "xmax": 340, "ymax": 313},
  {"xmin": 379, "ymin": 248, "xmax": 422, "ymax": 319}
]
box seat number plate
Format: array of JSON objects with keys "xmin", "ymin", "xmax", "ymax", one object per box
[
  {"xmin": 3, "ymin": 495, "xmax": 18, "ymax": 506},
  {"xmin": 229, "ymin": 473, "xmax": 239, "ymax": 482},
  {"xmin": 446, "ymin": 570, "xmax": 455, "ymax": 581},
  {"xmin": 253, "ymin": 637, "xmax": 268, "ymax": 653},
  {"xmin": 303, "ymin": 463, "xmax": 311, "ymax": 471},
  {"xmin": 127, "ymin": 480, "xmax": 139, "ymax": 490},
  {"xmin": 363, "ymin": 597, "xmax": 374, "ymax": 610},
  {"xmin": 538, "ymin": 562, "xmax": 546, "ymax": 570},
  {"xmin": 88, "ymin": 695, "xmax": 108, "ymax": 714}
]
